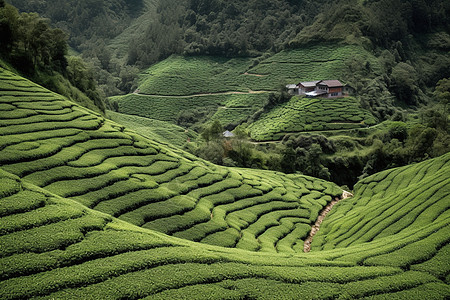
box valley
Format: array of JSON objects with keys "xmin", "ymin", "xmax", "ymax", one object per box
[
  {"xmin": 0, "ymin": 0, "xmax": 449, "ymax": 298},
  {"xmin": 0, "ymin": 63, "xmax": 449, "ymax": 299}
]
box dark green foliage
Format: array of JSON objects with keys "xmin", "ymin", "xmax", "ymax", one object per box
[
  {"xmin": 390, "ymin": 62, "xmax": 420, "ymax": 105},
  {"xmin": 8, "ymin": 0, "xmax": 146, "ymax": 50},
  {"xmin": 201, "ymin": 120, "xmax": 223, "ymax": 143},
  {"xmin": 66, "ymin": 56, "xmax": 105, "ymax": 112},
  {"xmin": 265, "ymin": 87, "xmax": 292, "ymax": 109},
  {"xmin": 175, "ymin": 0, "xmax": 323, "ymax": 57},
  {"xmin": 388, "ymin": 121, "xmax": 408, "ymax": 142},
  {"xmin": 1, "ymin": 9, "xmax": 68, "ymax": 73},
  {"xmin": 435, "ymin": 78, "xmax": 450, "ymax": 112},
  {"xmin": 0, "ymin": 3, "xmax": 106, "ymax": 113}
]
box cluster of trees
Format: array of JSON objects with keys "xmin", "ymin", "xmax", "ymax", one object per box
[
  {"xmin": 8, "ymin": 0, "xmax": 143, "ymax": 50},
  {"xmin": 0, "ymin": 0, "xmax": 67, "ymax": 74},
  {"xmin": 0, "ymin": 1, "xmax": 105, "ymax": 112},
  {"xmin": 193, "ymin": 120, "xmax": 338, "ymax": 180},
  {"xmin": 360, "ymin": 79, "xmax": 450, "ymax": 177},
  {"xmin": 192, "ymin": 121, "xmax": 281, "ymax": 170},
  {"xmin": 8, "ymin": 0, "xmax": 145, "ymax": 95},
  {"xmin": 180, "ymin": 0, "xmax": 322, "ymax": 56},
  {"xmin": 125, "ymin": 0, "xmax": 323, "ymax": 68},
  {"xmin": 291, "ymin": 0, "xmax": 449, "ymax": 47}
]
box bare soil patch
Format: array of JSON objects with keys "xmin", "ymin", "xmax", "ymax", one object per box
[{"xmin": 303, "ymin": 190, "xmax": 353, "ymax": 252}]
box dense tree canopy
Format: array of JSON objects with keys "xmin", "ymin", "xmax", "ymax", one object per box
[
  {"xmin": 0, "ymin": 4, "xmax": 67, "ymax": 73},
  {"xmin": 0, "ymin": 2, "xmax": 105, "ymax": 112}
]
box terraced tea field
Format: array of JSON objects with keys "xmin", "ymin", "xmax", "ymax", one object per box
[
  {"xmin": 106, "ymin": 111, "xmax": 198, "ymax": 147},
  {"xmin": 248, "ymin": 96, "xmax": 377, "ymax": 141},
  {"xmin": 0, "ymin": 67, "xmax": 342, "ymax": 252},
  {"xmin": 109, "ymin": 92, "xmax": 268, "ymax": 126},
  {"xmin": 137, "ymin": 56, "xmax": 253, "ymax": 96},
  {"xmin": 135, "ymin": 44, "xmax": 377, "ymax": 96},
  {"xmin": 312, "ymin": 153, "xmax": 450, "ymax": 253},
  {"xmin": 247, "ymin": 44, "xmax": 381, "ymax": 87},
  {"xmin": 1, "ymin": 162, "xmax": 448, "ymax": 299},
  {"xmin": 1, "ymin": 67, "xmax": 449, "ymax": 298},
  {"xmin": 112, "ymin": 43, "xmax": 379, "ymax": 134}
]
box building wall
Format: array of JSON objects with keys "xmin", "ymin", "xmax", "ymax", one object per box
[
  {"xmin": 327, "ymin": 92, "xmax": 342, "ymax": 98},
  {"xmin": 329, "ymin": 87, "xmax": 343, "ymax": 93}
]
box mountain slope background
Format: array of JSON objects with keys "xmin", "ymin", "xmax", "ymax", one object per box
[
  {"xmin": 0, "ymin": 65, "xmax": 449, "ymax": 299},
  {"xmin": 9, "ymin": 0, "xmax": 450, "ymax": 99}
]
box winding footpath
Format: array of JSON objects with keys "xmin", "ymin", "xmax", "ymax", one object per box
[
  {"xmin": 303, "ymin": 190, "xmax": 353, "ymax": 253},
  {"xmin": 132, "ymin": 90, "xmax": 273, "ymax": 98}
]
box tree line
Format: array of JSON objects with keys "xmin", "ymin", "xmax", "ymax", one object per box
[
  {"xmin": 0, "ymin": 0, "xmax": 105, "ymax": 112},
  {"xmin": 7, "ymin": 0, "xmax": 449, "ymax": 100}
]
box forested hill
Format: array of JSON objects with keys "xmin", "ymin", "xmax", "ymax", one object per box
[
  {"xmin": 8, "ymin": 0, "xmax": 450, "ymax": 97},
  {"xmin": 11, "ymin": 0, "xmax": 449, "ymax": 58}
]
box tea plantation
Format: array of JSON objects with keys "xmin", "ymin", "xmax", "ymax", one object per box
[
  {"xmin": 110, "ymin": 92, "xmax": 268, "ymax": 126},
  {"xmin": 0, "ymin": 67, "xmax": 342, "ymax": 252},
  {"xmin": 247, "ymin": 95, "xmax": 377, "ymax": 141},
  {"xmin": 312, "ymin": 152, "xmax": 450, "ymax": 253},
  {"xmin": 111, "ymin": 44, "xmax": 379, "ymax": 134},
  {"xmin": 1, "ymin": 67, "xmax": 449, "ymax": 298},
  {"xmin": 106, "ymin": 111, "xmax": 198, "ymax": 147}
]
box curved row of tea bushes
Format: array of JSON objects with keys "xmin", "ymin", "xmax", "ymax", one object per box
[
  {"xmin": 248, "ymin": 96, "xmax": 376, "ymax": 141},
  {"xmin": 0, "ymin": 67, "xmax": 342, "ymax": 253},
  {"xmin": 312, "ymin": 152, "xmax": 450, "ymax": 259},
  {"xmin": 1, "ymin": 168, "xmax": 448, "ymax": 299}
]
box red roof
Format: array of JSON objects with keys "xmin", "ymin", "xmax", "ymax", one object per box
[{"xmin": 317, "ymin": 80, "xmax": 343, "ymax": 87}]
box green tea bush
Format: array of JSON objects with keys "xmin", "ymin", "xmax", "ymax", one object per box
[
  {"xmin": 0, "ymin": 190, "xmax": 45, "ymax": 217},
  {"xmin": 364, "ymin": 225, "xmax": 450, "ymax": 268},
  {"xmin": 95, "ymin": 186, "xmax": 176, "ymax": 218},
  {"xmin": 0, "ymin": 202, "xmax": 84, "ymax": 235},
  {"xmin": 0, "ymin": 215, "xmax": 105, "ymax": 257},
  {"xmin": 277, "ymin": 223, "xmax": 311, "ymax": 253}
]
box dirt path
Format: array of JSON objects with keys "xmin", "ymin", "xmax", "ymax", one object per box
[
  {"xmin": 132, "ymin": 90, "xmax": 273, "ymax": 98},
  {"xmin": 218, "ymin": 106, "xmax": 253, "ymax": 110},
  {"xmin": 249, "ymin": 140, "xmax": 282, "ymax": 144},
  {"xmin": 303, "ymin": 190, "xmax": 353, "ymax": 253},
  {"xmin": 243, "ymin": 72, "xmax": 266, "ymax": 77}
]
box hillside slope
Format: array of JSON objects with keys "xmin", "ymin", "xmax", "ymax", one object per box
[
  {"xmin": 106, "ymin": 111, "xmax": 198, "ymax": 147},
  {"xmin": 1, "ymin": 163, "xmax": 447, "ymax": 299},
  {"xmin": 312, "ymin": 152, "xmax": 450, "ymax": 252},
  {"xmin": 1, "ymin": 143, "xmax": 449, "ymax": 298},
  {"xmin": 0, "ymin": 67, "xmax": 343, "ymax": 252},
  {"xmin": 111, "ymin": 43, "xmax": 378, "ymax": 137},
  {"xmin": 0, "ymin": 64, "xmax": 449, "ymax": 299}
]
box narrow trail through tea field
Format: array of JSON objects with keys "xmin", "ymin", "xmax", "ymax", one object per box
[
  {"xmin": 304, "ymin": 190, "xmax": 353, "ymax": 253},
  {"xmin": 133, "ymin": 90, "xmax": 274, "ymax": 98},
  {"xmin": 243, "ymin": 72, "xmax": 266, "ymax": 77}
]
